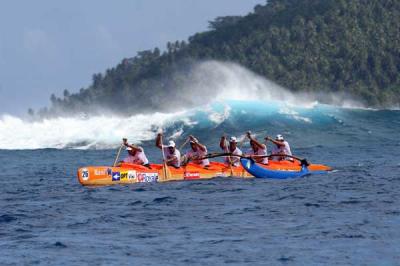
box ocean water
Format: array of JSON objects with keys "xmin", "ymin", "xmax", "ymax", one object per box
[{"xmin": 1, "ymin": 101, "xmax": 399, "ymax": 265}]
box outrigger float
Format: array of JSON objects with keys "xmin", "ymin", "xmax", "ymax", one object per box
[{"xmin": 77, "ymin": 154, "xmax": 332, "ymax": 186}]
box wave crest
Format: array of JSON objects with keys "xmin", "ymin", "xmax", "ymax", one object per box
[{"xmin": 0, "ymin": 112, "xmax": 188, "ymax": 150}]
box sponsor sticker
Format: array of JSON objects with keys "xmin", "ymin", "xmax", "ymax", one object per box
[
  {"xmin": 136, "ymin": 173, "xmax": 158, "ymax": 183},
  {"xmin": 184, "ymin": 172, "xmax": 200, "ymax": 180},
  {"xmin": 94, "ymin": 169, "xmax": 106, "ymax": 176},
  {"xmin": 128, "ymin": 170, "xmax": 136, "ymax": 180},
  {"xmin": 81, "ymin": 168, "xmax": 89, "ymax": 181},
  {"xmin": 112, "ymin": 172, "xmax": 121, "ymax": 181},
  {"xmin": 120, "ymin": 171, "xmax": 129, "ymax": 181}
]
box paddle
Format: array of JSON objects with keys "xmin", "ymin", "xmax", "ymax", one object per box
[
  {"xmin": 223, "ymin": 136, "xmax": 234, "ymax": 176},
  {"xmin": 198, "ymin": 153, "xmax": 309, "ymax": 167},
  {"xmin": 254, "ymin": 154, "xmax": 309, "ymax": 167},
  {"xmin": 113, "ymin": 142, "xmax": 124, "ymax": 167},
  {"xmin": 237, "ymin": 132, "xmax": 250, "ymax": 177},
  {"xmin": 244, "ymin": 154, "xmax": 309, "ymax": 167},
  {"xmin": 179, "ymin": 137, "xmax": 190, "ymax": 150},
  {"xmin": 159, "ymin": 133, "xmax": 172, "ymax": 181},
  {"xmin": 238, "ymin": 133, "xmax": 248, "ymax": 150}
]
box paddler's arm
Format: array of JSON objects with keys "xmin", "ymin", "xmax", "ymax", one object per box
[
  {"xmin": 219, "ymin": 136, "xmax": 227, "ymax": 150},
  {"xmin": 265, "ymin": 136, "xmax": 284, "ymax": 147},
  {"xmin": 123, "ymin": 138, "xmax": 142, "ymax": 152},
  {"xmin": 164, "ymin": 156, "xmax": 177, "ymax": 163},
  {"xmin": 247, "ymin": 132, "xmax": 266, "ymax": 149},
  {"xmin": 155, "ymin": 133, "xmax": 163, "ymax": 149},
  {"xmin": 189, "ymin": 135, "xmax": 207, "ymax": 152}
]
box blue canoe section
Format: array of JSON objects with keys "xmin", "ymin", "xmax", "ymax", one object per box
[{"xmin": 240, "ymin": 158, "xmax": 328, "ymax": 179}]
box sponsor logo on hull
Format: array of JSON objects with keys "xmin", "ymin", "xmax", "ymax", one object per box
[
  {"xmin": 120, "ymin": 171, "xmax": 129, "ymax": 181},
  {"xmin": 136, "ymin": 173, "xmax": 158, "ymax": 183},
  {"xmin": 116, "ymin": 171, "xmax": 137, "ymax": 182},
  {"xmin": 94, "ymin": 169, "xmax": 106, "ymax": 176},
  {"xmin": 184, "ymin": 172, "xmax": 200, "ymax": 180},
  {"xmin": 128, "ymin": 171, "xmax": 136, "ymax": 180},
  {"xmin": 112, "ymin": 172, "xmax": 121, "ymax": 181},
  {"xmin": 81, "ymin": 168, "xmax": 89, "ymax": 181}
]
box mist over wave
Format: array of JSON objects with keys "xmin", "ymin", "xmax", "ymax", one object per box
[
  {"xmin": 40, "ymin": 60, "xmax": 370, "ymax": 118},
  {"xmin": 178, "ymin": 61, "xmax": 302, "ymax": 106},
  {"xmin": 173, "ymin": 61, "xmax": 365, "ymax": 109}
]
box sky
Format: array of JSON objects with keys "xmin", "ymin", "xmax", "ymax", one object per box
[{"xmin": 0, "ymin": 0, "xmax": 265, "ymax": 115}]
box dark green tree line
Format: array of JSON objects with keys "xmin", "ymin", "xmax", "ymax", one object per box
[{"xmin": 37, "ymin": 0, "xmax": 400, "ymax": 116}]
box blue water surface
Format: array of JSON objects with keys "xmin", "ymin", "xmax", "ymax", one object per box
[{"xmin": 0, "ymin": 103, "xmax": 399, "ymax": 265}]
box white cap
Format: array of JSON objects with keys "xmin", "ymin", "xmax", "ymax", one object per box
[
  {"xmin": 168, "ymin": 140, "xmax": 176, "ymax": 148},
  {"xmin": 276, "ymin": 134, "xmax": 284, "ymax": 141},
  {"xmin": 126, "ymin": 147, "xmax": 133, "ymax": 151},
  {"xmin": 229, "ymin": 136, "xmax": 237, "ymax": 143}
]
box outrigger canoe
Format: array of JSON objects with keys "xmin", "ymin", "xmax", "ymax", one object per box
[{"xmin": 77, "ymin": 159, "xmax": 332, "ymax": 186}]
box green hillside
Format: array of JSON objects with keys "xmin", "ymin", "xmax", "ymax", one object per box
[{"xmin": 37, "ymin": 0, "xmax": 400, "ymax": 116}]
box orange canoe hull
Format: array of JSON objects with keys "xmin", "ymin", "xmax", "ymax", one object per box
[
  {"xmin": 77, "ymin": 161, "xmax": 332, "ymax": 186},
  {"xmin": 77, "ymin": 162, "xmax": 245, "ymax": 186}
]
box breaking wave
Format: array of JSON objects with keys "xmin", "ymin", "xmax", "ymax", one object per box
[
  {"xmin": 1, "ymin": 61, "xmax": 397, "ymax": 150},
  {"xmin": 1, "ymin": 99, "xmax": 390, "ymax": 150},
  {"xmin": 0, "ymin": 112, "xmax": 187, "ymax": 149}
]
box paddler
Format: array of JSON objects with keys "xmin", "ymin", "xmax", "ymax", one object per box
[
  {"xmin": 266, "ymin": 134, "xmax": 293, "ymax": 161},
  {"xmin": 246, "ymin": 131, "xmax": 268, "ymax": 164},
  {"xmin": 183, "ymin": 135, "xmax": 210, "ymax": 167},
  {"xmin": 120, "ymin": 138, "xmax": 151, "ymax": 168},
  {"xmin": 220, "ymin": 135, "xmax": 242, "ymax": 166},
  {"xmin": 156, "ymin": 133, "xmax": 181, "ymax": 168}
]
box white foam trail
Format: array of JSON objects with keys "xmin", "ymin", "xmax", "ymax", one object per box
[{"xmin": 0, "ymin": 111, "xmax": 191, "ymax": 150}]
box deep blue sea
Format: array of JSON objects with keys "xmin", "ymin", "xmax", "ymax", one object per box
[{"xmin": 1, "ymin": 101, "xmax": 399, "ymax": 265}]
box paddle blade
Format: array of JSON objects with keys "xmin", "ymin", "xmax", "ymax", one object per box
[{"xmin": 160, "ymin": 163, "xmax": 172, "ymax": 182}]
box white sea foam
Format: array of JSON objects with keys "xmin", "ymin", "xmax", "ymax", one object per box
[
  {"xmin": 207, "ymin": 104, "xmax": 232, "ymax": 125},
  {"xmin": 169, "ymin": 128, "xmax": 184, "ymax": 140},
  {"xmin": 278, "ymin": 107, "xmax": 312, "ymax": 123},
  {"xmin": 0, "ymin": 112, "xmax": 190, "ymax": 150},
  {"xmin": 0, "ymin": 101, "xmax": 238, "ymax": 149}
]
